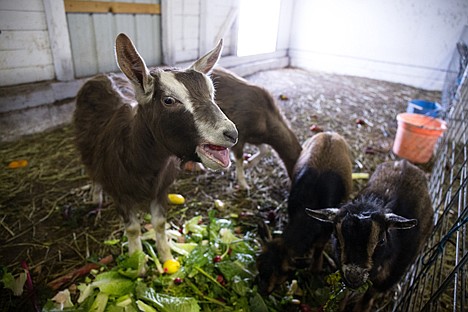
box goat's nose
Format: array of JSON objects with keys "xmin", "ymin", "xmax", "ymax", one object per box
[
  {"xmin": 342, "ymin": 265, "xmax": 369, "ymax": 289},
  {"xmin": 223, "ymin": 128, "xmax": 238, "ymax": 144}
]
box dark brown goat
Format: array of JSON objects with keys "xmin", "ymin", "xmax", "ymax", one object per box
[
  {"xmin": 307, "ymin": 160, "xmax": 434, "ymax": 311},
  {"xmin": 74, "ymin": 33, "xmax": 238, "ymax": 264},
  {"xmin": 211, "ymin": 67, "xmax": 302, "ymax": 189},
  {"xmin": 256, "ymin": 132, "xmax": 353, "ymax": 295}
]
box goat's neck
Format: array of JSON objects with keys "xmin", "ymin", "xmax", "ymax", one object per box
[
  {"xmin": 127, "ymin": 108, "xmax": 173, "ymax": 173},
  {"xmin": 270, "ymin": 128, "xmax": 302, "ymax": 177}
]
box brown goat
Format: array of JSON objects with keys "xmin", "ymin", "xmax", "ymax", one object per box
[
  {"xmin": 74, "ymin": 33, "xmax": 238, "ymax": 264},
  {"xmin": 256, "ymin": 132, "xmax": 353, "ymax": 295},
  {"xmin": 308, "ymin": 160, "xmax": 434, "ymax": 311},
  {"xmin": 211, "ymin": 67, "xmax": 302, "ymax": 189}
]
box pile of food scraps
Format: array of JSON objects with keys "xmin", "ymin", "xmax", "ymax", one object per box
[{"xmin": 33, "ymin": 207, "xmax": 368, "ymax": 312}]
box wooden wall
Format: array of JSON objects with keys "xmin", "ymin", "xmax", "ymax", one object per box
[
  {"xmin": 0, "ymin": 0, "xmax": 291, "ymax": 141},
  {"xmin": 66, "ymin": 0, "xmax": 162, "ymax": 78},
  {"xmin": 0, "ymin": 0, "xmax": 55, "ymax": 86}
]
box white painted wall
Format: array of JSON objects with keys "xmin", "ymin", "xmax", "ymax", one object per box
[
  {"xmin": 0, "ymin": 0, "xmax": 55, "ymax": 86},
  {"xmin": 289, "ymin": 0, "xmax": 468, "ymax": 91}
]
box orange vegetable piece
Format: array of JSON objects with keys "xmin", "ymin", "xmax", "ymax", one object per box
[{"xmin": 8, "ymin": 159, "xmax": 28, "ymax": 169}]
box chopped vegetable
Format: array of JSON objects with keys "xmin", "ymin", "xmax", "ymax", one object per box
[
  {"xmin": 352, "ymin": 172, "xmax": 370, "ymax": 180},
  {"xmin": 168, "ymin": 194, "xmax": 185, "ymax": 205},
  {"xmin": 214, "ymin": 199, "xmax": 225, "ymax": 210},
  {"xmin": 309, "ymin": 124, "xmax": 323, "ymax": 132},
  {"xmin": 163, "ymin": 259, "xmax": 181, "ymax": 274},
  {"xmin": 43, "ymin": 212, "xmax": 350, "ymax": 312},
  {"xmin": 1, "ymin": 269, "xmax": 27, "ymax": 296},
  {"xmin": 51, "ymin": 289, "xmax": 74, "ymax": 310},
  {"xmin": 7, "ymin": 159, "xmax": 28, "ymax": 169}
]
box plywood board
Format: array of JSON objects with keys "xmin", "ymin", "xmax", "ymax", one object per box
[{"xmin": 64, "ymin": 1, "xmax": 160, "ymax": 15}]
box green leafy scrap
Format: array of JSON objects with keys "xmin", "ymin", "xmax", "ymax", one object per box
[{"xmin": 43, "ymin": 214, "xmax": 278, "ymax": 312}]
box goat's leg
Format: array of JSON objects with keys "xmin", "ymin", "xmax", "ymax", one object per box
[
  {"xmin": 91, "ymin": 182, "xmax": 103, "ymax": 207},
  {"xmin": 125, "ymin": 212, "xmax": 143, "ymax": 255},
  {"xmin": 232, "ymin": 144, "xmax": 250, "ymax": 190},
  {"xmin": 124, "ymin": 211, "xmax": 147, "ymax": 275},
  {"xmin": 244, "ymin": 144, "xmax": 268, "ymax": 169},
  {"xmin": 86, "ymin": 182, "xmax": 104, "ymax": 222},
  {"xmin": 310, "ymin": 245, "xmax": 325, "ymax": 272},
  {"xmin": 235, "ymin": 157, "xmax": 250, "ymax": 190},
  {"xmin": 150, "ymin": 200, "xmax": 172, "ymax": 262},
  {"xmin": 353, "ymin": 290, "xmax": 375, "ymax": 312}
]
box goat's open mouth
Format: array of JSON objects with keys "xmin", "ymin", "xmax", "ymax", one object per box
[{"xmin": 196, "ymin": 144, "xmax": 231, "ymax": 169}]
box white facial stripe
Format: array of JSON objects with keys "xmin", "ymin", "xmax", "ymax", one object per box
[
  {"xmin": 158, "ymin": 71, "xmax": 236, "ymax": 147},
  {"xmin": 204, "ymin": 75, "xmax": 215, "ymax": 97},
  {"xmin": 159, "ymin": 72, "xmax": 194, "ymax": 113}
]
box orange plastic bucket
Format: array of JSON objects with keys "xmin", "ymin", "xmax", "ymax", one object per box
[{"xmin": 392, "ymin": 113, "xmax": 447, "ymax": 163}]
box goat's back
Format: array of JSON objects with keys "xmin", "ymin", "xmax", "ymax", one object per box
[
  {"xmin": 285, "ymin": 132, "xmax": 353, "ymax": 257},
  {"xmin": 354, "ymin": 160, "xmax": 433, "ymax": 291},
  {"xmin": 363, "ymin": 160, "xmax": 432, "ymax": 226},
  {"xmin": 212, "ymin": 67, "xmax": 286, "ymax": 144},
  {"xmin": 212, "ymin": 67, "xmax": 301, "ymax": 175},
  {"xmin": 291, "ymin": 132, "xmax": 353, "ymax": 207},
  {"xmin": 74, "ymin": 74, "xmax": 136, "ymax": 171}
]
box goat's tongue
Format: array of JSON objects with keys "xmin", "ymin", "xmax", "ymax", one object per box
[{"xmin": 204, "ymin": 144, "xmax": 230, "ymax": 167}]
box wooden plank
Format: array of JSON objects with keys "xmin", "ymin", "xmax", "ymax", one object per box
[
  {"xmin": 67, "ymin": 13, "xmax": 98, "ymax": 78},
  {"xmin": 136, "ymin": 15, "xmax": 157, "ymax": 65},
  {"xmin": 0, "ymin": 65, "xmax": 55, "ymax": 87},
  {"xmin": 64, "ymin": 1, "xmax": 160, "ymax": 15},
  {"xmin": 0, "ymin": 31, "xmax": 49, "ymax": 51},
  {"xmin": 161, "ymin": 0, "xmax": 175, "ymax": 65},
  {"xmin": 0, "ymin": 49, "xmax": 53, "ymax": 69},
  {"xmin": 0, "ymin": 0, "xmax": 44, "ymax": 12},
  {"xmin": 44, "ymin": 0, "xmax": 74, "ymax": 81},
  {"xmin": 183, "ymin": 16, "xmax": 199, "ymax": 49},
  {"xmin": 0, "ymin": 11, "xmax": 47, "ymax": 31},
  {"xmin": 93, "ymin": 14, "xmax": 118, "ymax": 73},
  {"xmin": 115, "ymin": 14, "xmax": 136, "ymax": 43}
]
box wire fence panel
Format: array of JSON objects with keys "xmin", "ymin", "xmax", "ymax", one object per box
[{"xmin": 394, "ymin": 40, "xmax": 468, "ymax": 312}]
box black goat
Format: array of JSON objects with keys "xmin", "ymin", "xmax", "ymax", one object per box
[
  {"xmin": 256, "ymin": 132, "xmax": 353, "ymax": 295},
  {"xmin": 307, "ymin": 160, "xmax": 434, "ymax": 311}
]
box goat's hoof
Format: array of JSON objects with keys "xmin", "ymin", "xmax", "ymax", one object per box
[{"xmin": 236, "ymin": 183, "xmax": 250, "ymax": 191}]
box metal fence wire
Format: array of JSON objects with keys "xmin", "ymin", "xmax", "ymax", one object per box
[{"xmin": 393, "ymin": 44, "xmax": 468, "ymax": 311}]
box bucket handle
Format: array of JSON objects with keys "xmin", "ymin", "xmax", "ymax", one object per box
[{"xmin": 408, "ymin": 102, "xmax": 444, "ymax": 117}]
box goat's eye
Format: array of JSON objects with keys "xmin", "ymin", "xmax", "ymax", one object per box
[
  {"xmin": 378, "ymin": 238, "xmax": 386, "ymax": 246},
  {"xmin": 163, "ymin": 97, "xmax": 176, "ymax": 105}
]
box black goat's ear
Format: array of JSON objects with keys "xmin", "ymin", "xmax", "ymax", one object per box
[
  {"xmin": 190, "ymin": 39, "xmax": 223, "ymax": 74},
  {"xmin": 257, "ymin": 219, "xmax": 272, "ymax": 244},
  {"xmin": 306, "ymin": 208, "xmax": 339, "ymax": 223},
  {"xmin": 384, "ymin": 213, "xmax": 418, "ymax": 229}
]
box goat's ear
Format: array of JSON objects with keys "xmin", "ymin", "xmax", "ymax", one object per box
[
  {"xmin": 384, "ymin": 213, "xmax": 418, "ymax": 230},
  {"xmin": 190, "ymin": 39, "xmax": 223, "ymax": 74},
  {"xmin": 257, "ymin": 219, "xmax": 272, "ymax": 245},
  {"xmin": 306, "ymin": 208, "xmax": 339, "ymax": 223},
  {"xmin": 115, "ymin": 33, "xmax": 153, "ymax": 93}
]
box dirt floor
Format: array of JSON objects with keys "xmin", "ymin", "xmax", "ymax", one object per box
[{"xmin": 0, "ymin": 67, "xmax": 441, "ymax": 310}]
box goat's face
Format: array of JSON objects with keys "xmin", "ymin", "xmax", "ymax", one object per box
[
  {"xmin": 145, "ymin": 68, "xmax": 238, "ymax": 168},
  {"xmin": 307, "ymin": 207, "xmax": 417, "ymax": 289},
  {"xmin": 115, "ymin": 33, "xmax": 238, "ymax": 170}
]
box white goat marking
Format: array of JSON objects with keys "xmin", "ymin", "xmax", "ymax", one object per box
[
  {"xmin": 159, "ymin": 72, "xmax": 194, "ymax": 113},
  {"xmin": 204, "ymin": 74, "xmax": 215, "ymax": 97},
  {"xmin": 159, "ymin": 71, "xmax": 231, "ymax": 146}
]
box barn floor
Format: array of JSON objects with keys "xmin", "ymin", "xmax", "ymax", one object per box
[{"xmin": 0, "ymin": 67, "xmax": 441, "ymax": 310}]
